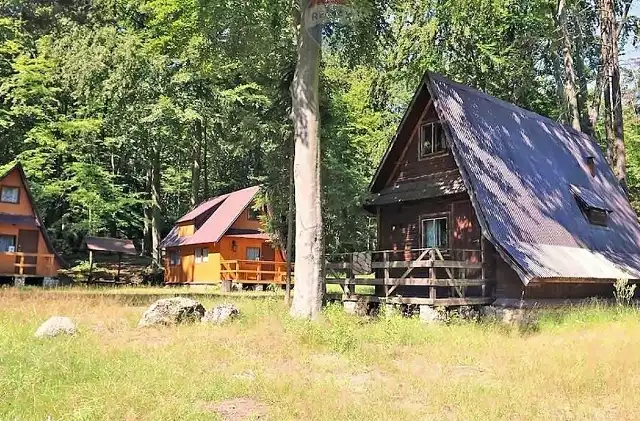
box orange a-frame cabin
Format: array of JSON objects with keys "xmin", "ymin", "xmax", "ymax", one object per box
[
  {"xmin": 161, "ymin": 186, "xmax": 286, "ymax": 287},
  {"xmin": 0, "ymin": 163, "xmax": 63, "ymax": 283}
]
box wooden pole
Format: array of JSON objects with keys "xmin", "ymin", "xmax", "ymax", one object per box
[
  {"xmin": 88, "ymin": 250, "xmax": 94, "ymax": 283},
  {"xmin": 285, "ymin": 137, "xmax": 295, "ymax": 305},
  {"xmin": 117, "ymin": 252, "xmax": 122, "ymax": 283}
]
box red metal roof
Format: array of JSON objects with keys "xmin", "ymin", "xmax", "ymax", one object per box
[
  {"xmin": 161, "ymin": 186, "xmax": 261, "ymax": 248},
  {"xmin": 85, "ymin": 236, "xmax": 137, "ymax": 255}
]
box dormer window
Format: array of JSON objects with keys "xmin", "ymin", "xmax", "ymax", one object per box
[
  {"xmin": 585, "ymin": 156, "xmax": 596, "ymax": 177},
  {"xmin": 419, "ymin": 121, "xmax": 446, "ymax": 158},
  {"xmin": 571, "ymin": 184, "xmax": 611, "ymax": 227}
]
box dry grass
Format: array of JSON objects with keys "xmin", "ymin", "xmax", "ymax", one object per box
[{"xmin": 2, "ymin": 289, "xmax": 640, "ymax": 420}]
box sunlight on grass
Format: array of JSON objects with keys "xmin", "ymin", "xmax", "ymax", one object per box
[{"xmin": 2, "ymin": 289, "xmax": 640, "ymax": 420}]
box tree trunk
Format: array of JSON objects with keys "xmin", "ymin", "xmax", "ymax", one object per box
[
  {"xmin": 573, "ymin": 14, "xmax": 591, "ymax": 134},
  {"xmin": 609, "ymin": 6, "xmax": 626, "ymax": 187},
  {"xmin": 203, "ymin": 118, "xmax": 209, "ymax": 198},
  {"xmin": 289, "ymin": 2, "xmax": 324, "ymax": 319},
  {"xmin": 191, "ymin": 120, "xmax": 202, "ymax": 207},
  {"xmin": 557, "ymin": 0, "xmax": 581, "ymax": 131},
  {"xmin": 142, "ymin": 170, "xmax": 152, "ymax": 256},
  {"xmin": 150, "ymin": 150, "xmax": 163, "ymax": 266}
]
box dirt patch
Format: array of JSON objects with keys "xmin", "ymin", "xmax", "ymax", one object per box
[{"xmin": 201, "ymin": 398, "xmax": 269, "ymax": 421}]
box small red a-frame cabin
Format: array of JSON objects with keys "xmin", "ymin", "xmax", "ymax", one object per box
[
  {"xmin": 0, "ymin": 163, "xmax": 64, "ymax": 284},
  {"xmin": 161, "ymin": 186, "xmax": 286, "ymax": 287}
]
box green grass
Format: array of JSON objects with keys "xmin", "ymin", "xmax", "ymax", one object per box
[{"xmin": 2, "ymin": 289, "xmax": 640, "ymax": 420}]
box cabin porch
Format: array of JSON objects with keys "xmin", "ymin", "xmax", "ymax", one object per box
[
  {"xmin": 324, "ymin": 247, "xmax": 493, "ymax": 308},
  {"xmin": 0, "ymin": 251, "xmax": 57, "ymax": 285}
]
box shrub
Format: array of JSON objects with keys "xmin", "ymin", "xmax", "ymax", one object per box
[{"xmin": 614, "ymin": 278, "xmax": 636, "ymax": 307}]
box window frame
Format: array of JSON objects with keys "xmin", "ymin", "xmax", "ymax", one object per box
[
  {"xmin": 246, "ymin": 247, "xmax": 261, "ymax": 261},
  {"xmin": 247, "ymin": 207, "xmax": 260, "ymax": 221},
  {"xmin": 418, "ymin": 121, "xmax": 447, "ymax": 159},
  {"xmin": 169, "ymin": 250, "xmax": 181, "ymax": 266},
  {"xmin": 420, "ymin": 214, "xmax": 450, "ymax": 250},
  {"xmin": 0, "ymin": 234, "xmax": 16, "ymax": 252},
  {"xmin": 0, "ymin": 185, "xmax": 20, "ymax": 204},
  {"xmin": 195, "ymin": 247, "xmax": 209, "ymax": 264}
]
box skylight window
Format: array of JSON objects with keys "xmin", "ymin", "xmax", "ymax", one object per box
[{"xmin": 570, "ymin": 184, "xmax": 611, "ymax": 227}]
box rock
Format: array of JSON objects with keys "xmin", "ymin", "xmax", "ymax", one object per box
[
  {"xmin": 202, "ymin": 304, "xmax": 240, "ymax": 325},
  {"xmin": 138, "ymin": 297, "xmax": 205, "ymax": 327},
  {"xmin": 480, "ymin": 305, "xmax": 536, "ymax": 328},
  {"xmin": 35, "ymin": 316, "xmax": 77, "ymax": 338},
  {"xmin": 343, "ymin": 299, "xmax": 370, "ymax": 317},
  {"xmin": 419, "ymin": 305, "xmax": 444, "ymax": 324}
]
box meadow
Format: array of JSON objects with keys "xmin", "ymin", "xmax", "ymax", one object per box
[{"xmin": 2, "ymin": 288, "xmax": 640, "ymax": 421}]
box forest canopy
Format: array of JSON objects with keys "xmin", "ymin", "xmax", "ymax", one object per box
[{"xmin": 1, "ymin": 0, "xmax": 639, "ymax": 260}]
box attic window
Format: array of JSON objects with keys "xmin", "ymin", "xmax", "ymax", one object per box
[
  {"xmin": 570, "ymin": 184, "xmax": 611, "ymax": 227},
  {"xmin": 419, "ymin": 122, "xmax": 446, "ymax": 158},
  {"xmin": 0, "ymin": 186, "xmax": 19, "ymax": 204}
]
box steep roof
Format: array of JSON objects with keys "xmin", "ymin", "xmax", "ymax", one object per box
[
  {"xmin": 161, "ymin": 185, "xmax": 261, "ymax": 248},
  {"xmin": 371, "ymin": 72, "xmax": 640, "ymax": 283},
  {"xmin": 0, "ymin": 162, "xmax": 66, "ymax": 268}
]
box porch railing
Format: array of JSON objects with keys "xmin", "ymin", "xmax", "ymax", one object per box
[
  {"xmin": 0, "ymin": 252, "xmax": 56, "ymax": 277},
  {"xmin": 220, "ymin": 260, "xmax": 291, "ymax": 284},
  {"xmin": 324, "ymin": 248, "xmax": 491, "ymax": 305}
]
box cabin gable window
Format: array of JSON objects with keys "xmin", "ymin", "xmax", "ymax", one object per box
[
  {"xmin": 0, "ymin": 235, "xmax": 16, "ymax": 252},
  {"xmin": 247, "ymin": 207, "xmax": 260, "ymax": 221},
  {"xmin": 419, "ymin": 121, "xmax": 446, "ymax": 158},
  {"xmin": 195, "ymin": 247, "xmax": 209, "ymax": 263},
  {"xmin": 169, "ymin": 250, "xmax": 181, "ymax": 266},
  {"xmin": 0, "ymin": 186, "xmax": 19, "ymax": 204},
  {"xmin": 421, "ymin": 216, "xmax": 449, "ymax": 249},
  {"xmin": 246, "ymin": 247, "xmax": 261, "ymax": 261}
]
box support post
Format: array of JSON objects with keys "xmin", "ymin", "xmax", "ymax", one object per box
[
  {"xmin": 117, "ymin": 252, "xmax": 122, "ymax": 283},
  {"xmin": 88, "ymin": 250, "xmax": 94, "ymax": 283},
  {"xmin": 383, "ymin": 251, "xmax": 390, "ymax": 297},
  {"xmin": 345, "ymin": 253, "xmax": 354, "ymax": 297},
  {"xmin": 481, "ymin": 236, "xmax": 487, "ymax": 297}
]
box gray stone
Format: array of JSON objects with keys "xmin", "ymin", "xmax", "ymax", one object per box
[
  {"xmin": 138, "ymin": 297, "xmax": 206, "ymax": 327},
  {"xmin": 343, "ymin": 300, "xmax": 369, "ymax": 316},
  {"xmin": 481, "ymin": 306, "xmax": 536, "ymax": 327},
  {"xmin": 43, "ymin": 277, "xmax": 59, "ymax": 288},
  {"xmin": 14, "ymin": 277, "xmax": 25, "ymax": 287},
  {"xmin": 202, "ymin": 304, "xmax": 240, "ymax": 325},
  {"xmin": 35, "ymin": 316, "xmax": 77, "ymax": 338},
  {"xmin": 419, "ymin": 305, "xmax": 444, "ymax": 324}
]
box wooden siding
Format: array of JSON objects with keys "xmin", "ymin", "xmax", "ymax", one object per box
[
  {"xmin": 230, "ymin": 205, "xmax": 262, "ymax": 231},
  {"xmin": 385, "ymin": 99, "xmax": 457, "ymax": 188},
  {"xmin": 0, "ymin": 169, "xmax": 34, "ymax": 216}
]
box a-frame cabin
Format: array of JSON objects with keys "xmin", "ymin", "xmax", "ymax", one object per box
[
  {"xmin": 0, "ymin": 163, "xmax": 63, "ymax": 284},
  {"xmin": 366, "ymin": 72, "xmax": 640, "ymax": 302}
]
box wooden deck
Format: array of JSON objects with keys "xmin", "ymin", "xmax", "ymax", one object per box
[
  {"xmin": 325, "ymin": 248, "xmax": 493, "ymax": 307},
  {"xmin": 221, "ymin": 260, "xmax": 289, "ymax": 284},
  {"xmin": 0, "ymin": 252, "xmax": 56, "ymax": 278}
]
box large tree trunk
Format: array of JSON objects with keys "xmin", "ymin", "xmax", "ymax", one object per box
[
  {"xmin": 150, "ymin": 150, "xmax": 163, "ymax": 266},
  {"xmin": 609, "ymin": 6, "xmax": 626, "ymax": 187},
  {"xmin": 290, "ymin": 2, "xmax": 324, "ymax": 319},
  {"xmin": 191, "ymin": 120, "xmax": 202, "ymax": 207},
  {"xmin": 557, "ymin": 0, "xmax": 581, "ymax": 131},
  {"xmin": 202, "ymin": 119, "xmax": 209, "ymax": 198},
  {"xmin": 142, "ymin": 169, "xmax": 152, "ymax": 256},
  {"xmin": 573, "ymin": 14, "xmax": 591, "ymax": 134}
]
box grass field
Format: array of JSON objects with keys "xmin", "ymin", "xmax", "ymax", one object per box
[{"xmin": 2, "ymin": 289, "xmax": 640, "ymax": 421}]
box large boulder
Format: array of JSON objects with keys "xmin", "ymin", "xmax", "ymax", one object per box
[
  {"xmin": 138, "ymin": 297, "xmax": 205, "ymax": 328},
  {"xmin": 202, "ymin": 304, "xmax": 240, "ymax": 325},
  {"xmin": 35, "ymin": 316, "xmax": 77, "ymax": 338}
]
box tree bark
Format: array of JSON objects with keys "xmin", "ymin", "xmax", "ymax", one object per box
[
  {"xmin": 142, "ymin": 169, "xmax": 152, "ymax": 256},
  {"xmin": 609, "ymin": 4, "xmax": 626, "ymax": 187},
  {"xmin": 202, "ymin": 118, "xmax": 209, "ymax": 199},
  {"xmin": 150, "ymin": 150, "xmax": 163, "ymax": 266},
  {"xmin": 289, "ymin": 2, "xmax": 324, "ymax": 319},
  {"xmin": 191, "ymin": 120, "xmax": 202, "ymax": 207},
  {"xmin": 557, "ymin": 0, "xmax": 581, "ymax": 131},
  {"xmin": 573, "ymin": 14, "xmax": 591, "ymax": 134}
]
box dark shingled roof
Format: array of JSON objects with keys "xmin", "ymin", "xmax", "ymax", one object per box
[
  {"xmin": 161, "ymin": 186, "xmax": 260, "ymax": 248},
  {"xmin": 85, "ymin": 236, "xmax": 137, "ymax": 255},
  {"xmin": 367, "ymin": 170, "xmax": 465, "ymax": 208},
  {"xmin": 371, "ymin": 72, "xmax": 640, "ymax": 283}
]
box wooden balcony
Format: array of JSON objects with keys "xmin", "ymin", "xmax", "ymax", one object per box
[
  {"xmin": 325, "ymin": 248, "xmax": 493, "ymax": 306},
  {"xmin": 0, "ymin": 252, "xmax": 57, "ymax": 278},
  {"xmin": 221, "ymin": 260, "xmax": 290, "ymax": 284}
]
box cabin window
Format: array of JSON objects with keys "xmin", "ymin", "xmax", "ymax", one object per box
[
  {"xmin": 247, "ymin": 207, "xmax": 260, "ymax": 221},
  {"xmin": 587, "ymin": 208, "xmax": 608, "ymax": 226},
  {"xmin": 246, "ymin": 247, "xmax": 261, "ymax": 261},
  {"xmin": 0, "ymin": 186, "xmax": 19, "ymax": 204},
  {"xmin": 0, "ymin": 235, "xmax": 16, "ymax": 252},
  {"xmin": 419, "ymin": 122, "xmax": 446, "ymax": 158},
  {"xmin": 421, "ymin": 217, "xmax": 448, "ymax": 249},
  {"xmin": 195, "ymin": 247, "xmax": 209, "ymax": 263},
  {"xmin": 169, "ymin": 251, "xmax": 181, "ymax": 266},
  {"xmin": 571, "ymin": 184, "xmax": 611, "ymax": 227}
]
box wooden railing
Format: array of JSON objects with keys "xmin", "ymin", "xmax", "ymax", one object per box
[
  {"xmin": 325, "ymin": 248, "xmax": 492, "ymax": 306},
  {"xmin": 0, "ymin": 252, "xmax": 56, "ymax": 277},
  {"xmin": 220, "ymin": 260, "xmax": 291, "ymax": 284}
]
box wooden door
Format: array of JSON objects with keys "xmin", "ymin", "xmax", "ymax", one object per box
[
  {"xmin": 16, "ymin": 229, "xmax": 38, "ymax": 275},
  {"xmin": 261, "ymin": 242, "xmax": 275, "ymax": 281}
]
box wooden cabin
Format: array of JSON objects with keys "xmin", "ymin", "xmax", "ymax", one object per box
[
  {"xmin": 0, "ymin": 163, "xmax": 63, "ymax": 284},
  {"xmin": 362, "ymin": 72, "xmax": 640, "ymax": 303},
  {"xmin": 161, "ymin": 186, "xmax": 286, "ymax": 287}
]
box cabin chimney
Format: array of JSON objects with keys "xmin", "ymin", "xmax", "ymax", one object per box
[{"xmin": 585, "ymin": 156, "xmax": 596, "ymax": 177}]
